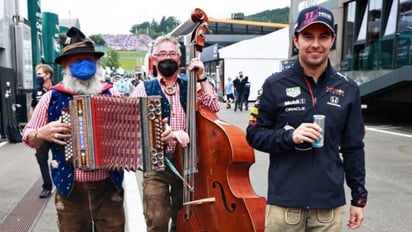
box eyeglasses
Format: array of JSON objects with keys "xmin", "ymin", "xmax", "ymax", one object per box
[{"xmin": 154, "ymin": 51, "xmax": 179, "ymax": 58}]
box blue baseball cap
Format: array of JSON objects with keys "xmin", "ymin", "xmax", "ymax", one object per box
[{"xmin": 295, "ymin": 6, "xmax": 335, "ymax": 34}]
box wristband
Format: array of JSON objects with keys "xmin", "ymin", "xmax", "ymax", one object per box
[{"xmin": 197, "ymin": 77, "xmax": 207, "ymax": 82}]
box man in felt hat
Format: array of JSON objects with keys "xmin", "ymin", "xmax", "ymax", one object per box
[
  {"xmin": 246, "ymin": 5, "xmax": 367, "ymax": 232},
  {"xmin": 22, "ymin": 27, "xmax": 129, "ymax": 231}
]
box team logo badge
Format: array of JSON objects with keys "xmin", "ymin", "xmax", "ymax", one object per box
[{"xmin": 286, "ymin": 87, "xmax": 301, "ymax": 98}]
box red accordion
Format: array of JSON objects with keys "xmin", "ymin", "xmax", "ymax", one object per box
[{"xmin": 62, "ymin": 95, "xmax": 165, "ymax": 172}]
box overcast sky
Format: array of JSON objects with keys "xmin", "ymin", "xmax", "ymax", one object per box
[{"xmin": 37, "ymin": 0, "xmax": 291, "ymax": 35}]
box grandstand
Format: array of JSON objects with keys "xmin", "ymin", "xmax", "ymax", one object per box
[
  {"xmin": 101, "ymin": 34, "xmax": 152, "ymax": 51},
  {"xmin": 58, "ymin": 17, "xmax": 152, "ymax": 51}
]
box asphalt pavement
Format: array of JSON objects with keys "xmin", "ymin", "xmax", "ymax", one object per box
[{"xmin": 1, "ymin": 102, "xmax": 411, "ymax": 231}]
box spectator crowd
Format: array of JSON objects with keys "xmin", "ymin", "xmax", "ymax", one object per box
[{"xmin": 101, "ymin": 34, "xmax": 153, "ymax": 51}]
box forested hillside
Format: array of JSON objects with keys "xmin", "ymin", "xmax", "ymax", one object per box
[
  {"xmin": 128, "ymin": 7, "xmax": 290, "ymax": 38},
  {"xmin": 245, "ymin": 7, "xmax": 289, "ymax": 23}
]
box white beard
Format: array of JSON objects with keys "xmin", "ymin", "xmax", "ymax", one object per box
[{"xmin": 62, "ymin": 65, "xmax": 104, "ymax": 95}]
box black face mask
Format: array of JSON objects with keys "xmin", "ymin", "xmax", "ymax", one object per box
[
  {"xmin": 158, "ymin": 59, "xmax": 179, "ymax": 77},
  {"xmin": 36, "ymin": 76, "xmax": 44, "ymax": 87}
]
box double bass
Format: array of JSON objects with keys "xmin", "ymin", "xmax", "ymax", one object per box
[{"xmin": 177, "ymin": 8, "xmax": 266, "ymax": 231}]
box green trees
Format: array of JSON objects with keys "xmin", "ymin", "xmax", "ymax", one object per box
[
  {"xmin": 89, "ymin": 34, "xmax": 106, "ymax": 46},
  {"xmin": 245, "ymin": 7, "xmax": 289, "ymax": 23},
  {"xmin": 127, "ymin": 8, "xmax": 289, "ymax": 38},
  {"xmin": 130, "ymin": 16, "xmax": 179, "ymax": 38},
  {"xmin": 101, "ymin": 49, "xmax": 120, "ymax": 73}
]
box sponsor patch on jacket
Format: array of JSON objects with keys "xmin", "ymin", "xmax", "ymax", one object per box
[
  {"xmin": 285, "ymin": 106, "xmax": 306, "ymax": 112},
  {"xmin": 286, "ymin": 87, "xmax": 301, "ymax": 98},
  {"xmin": 284, "ymin": 97, "xmax": 306, "ymax": 112},
  {"xmin": 326, "ymin": 86, "xmax": 344, "ymax": 96},
  {"xmin": 248, "ymin": 106, "xmax": 259, "ymax": 126},
  {"xmin": 284, "ymin": 98, "xmax": 306, "ymax": 106},
  {"xmin": 327, "ymin": 96, "xmax": 341, "ymax": 107}
]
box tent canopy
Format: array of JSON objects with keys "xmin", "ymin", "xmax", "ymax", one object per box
[
  {"xmin": 218, "ymin": 27, "xmax": 290, "ymax": 101},
  {"xmin": 219, "ymin": 27, "xmax": 290, "ymax": 59}
]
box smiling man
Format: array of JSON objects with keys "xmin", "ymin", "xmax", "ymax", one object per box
[{"xmin": 246, "ymin": 5, "xmax": 367, "ymax": 232}]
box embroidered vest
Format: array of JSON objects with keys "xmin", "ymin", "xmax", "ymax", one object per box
[
  {"xmin": 47, "ymin": 89, "xmax": 123, "ymax": 197},
  {"xmin": 143, "ymin": 79, "xmax": 187, "ymax": 120}
]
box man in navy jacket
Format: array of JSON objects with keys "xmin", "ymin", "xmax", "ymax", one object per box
[{"xmin": 246, "ymin": 5, "xmax": 367, "ymax": 232}]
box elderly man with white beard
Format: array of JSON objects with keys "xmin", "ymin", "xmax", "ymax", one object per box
[{"xmin": 22, "ymin": 27, "xmax": 128, "ymax": 232}]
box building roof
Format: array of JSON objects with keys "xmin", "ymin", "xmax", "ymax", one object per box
[{"xmin": 169, "ymin": 17, "xmax": 288, "ymax": 47}]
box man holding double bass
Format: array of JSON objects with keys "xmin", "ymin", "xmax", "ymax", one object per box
[{"xmin": 131, "ymin": 35, "xmax": 219, "ymax": 232}]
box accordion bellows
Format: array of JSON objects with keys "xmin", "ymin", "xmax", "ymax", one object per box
[{"xmin": 62, "ymin": 95, "xmax": 165, "ymax": 172}]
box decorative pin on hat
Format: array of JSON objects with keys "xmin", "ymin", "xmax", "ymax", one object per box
[{"xmin": 55, "ymin": 27, "xmax": 104, "ymax": 64}]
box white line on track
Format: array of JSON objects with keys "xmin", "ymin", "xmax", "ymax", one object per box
[{"xmin": 366, "ymin": 126, "xmax": 412, "ymax": 138}]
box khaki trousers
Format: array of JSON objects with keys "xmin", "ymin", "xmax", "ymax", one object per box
[{"xmin": 265, "ymin": 204, "xmax": 344, "ymax": 232}]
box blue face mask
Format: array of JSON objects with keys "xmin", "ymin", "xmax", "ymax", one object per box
[
  {"xmin": 69, "ymin": 59, "xmax": 97, "ymax": 80},
  {"xmin": 35, "ymin": 76, "xmax": 44, "ymax": 87}
]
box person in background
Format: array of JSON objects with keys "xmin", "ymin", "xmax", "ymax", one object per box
[
  {"xmin": 242, "ymin": 76, "xmax": 251, "ymax": 111},
  {"xmin": 132, "ymin": 72, "xmax": 143, "ymax": 86},
  {"xmin": 113, "ymin": 76, "xmax": 134, "ymax": 96},
  {"xmin": 131, "ymin": 35, "xmax": 220, "ymax": 232},
  {"xmin": 225, "ymin": 77, "xmax": 235, "ymax": 109},
  {"xmin": 29, "ymin": 63, "xmax": 54, "ymax": 198},
  {"xmin": 232, "ymin": 73, "xmax": 240, "ymax": 108},
  {"xmin": 246, "ymin": 5, "xmax": 367, "ymax": 232},
  {"xmin": 22, "ymin": 27, "xmax": 126, "ymax": 231},
  {"xmin": 207, "ymin": 74, "xmax": 216, "ymax": 90},
  {"xmin": 179, "ymin": 66, "xmax": 188, "ymax": 81},
  {"xmin": 233, "ymin": 71, "xmax": 245, "ymax": 112}
]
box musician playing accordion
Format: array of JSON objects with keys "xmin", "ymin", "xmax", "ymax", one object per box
[{"xmin": 22, "ymin": 27, "xmax": 156, "ymax": 232}]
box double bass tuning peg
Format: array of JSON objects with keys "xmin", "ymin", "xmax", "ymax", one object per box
[
  {"xmin": 190, "ymin": 8, "xmax": 211, "ymax": 53},
  {"xmin": 191, "ymin": 8, "xmax": 208, "ymax": 24}
]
